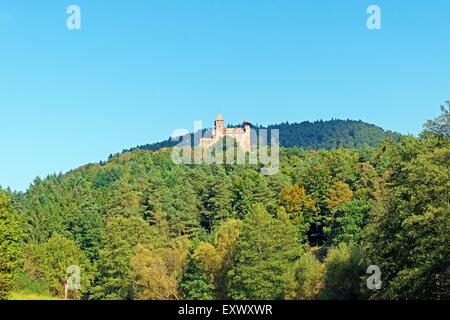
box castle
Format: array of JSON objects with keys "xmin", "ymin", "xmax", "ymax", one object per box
[{"xmin": 199, "ymin": 115, "xmax": 251, "ymax": 152}]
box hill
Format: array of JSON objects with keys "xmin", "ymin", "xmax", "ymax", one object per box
[
  {"xmin": 125, "ymin": 119, "xmax": 401, "ymax": 153},
  {"xmin": 4, "ymin": 106, "xmax": 448, "ymax": 300}
]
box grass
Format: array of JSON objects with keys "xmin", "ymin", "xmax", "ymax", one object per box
[
  {"xmin": 9, "ymin": 291, "xmax": 59, "ymax": 300},
  {"xmin": 10, "ymin": 272, "xmax": 60, "ymax": 300}
]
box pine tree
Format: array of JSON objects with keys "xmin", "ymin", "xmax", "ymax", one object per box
[
  {"xmin": 0, "ymin": 191, "xmax": 22, "ymax": 299},
  {"xmin": 200, "ymin": 166, "xmax": 234, "ymax": 231},
  {"xmin": 105, "ymin": 180, "xmax": 141, "ymax": 218},
  {"xmin": 227, "ymin": 205, "xmax": 301, "ymax": 299},
  {"xmin": 180, "ymin": 250, "xmax": 216, "ymax": 300},
  {"xmin": 90, "ymin": 216, "xmax": 161, "ymax": 300},
  {"xmin": 72, "ymin": 192, "xmax": 103, "ymax": 261},
  {"xmin": 232, "ymin": 170, "xmax": 276, "ymax": 218}
]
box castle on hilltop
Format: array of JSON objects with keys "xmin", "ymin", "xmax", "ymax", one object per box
[{"xmin": 199, "ymin": 115, "xmax": 251, "ymax": 152}]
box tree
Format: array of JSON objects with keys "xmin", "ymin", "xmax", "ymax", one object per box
[
  {"xmin": 326, "ymin": 148, "xmax": 359, "ymax": 184},
  {"xmin": 422, "ymin": 101, "xmax": 449, "ymax": 139},
  {"xmin": 144, "ymin": 176, "xmax": 200, "ymax": 237},
  {"xmin": 353, "ymin": 162, "xmax": 378, "ymax": 201},
  {"xmin": 321, "ymin": 244, "xmax": 366, "ymax": 300},
  {"xmin": 71, "ymin": 192, "xmax": 103, "ymax": 261},
  {"xmin": 90, "ymin": 216, "xmax": 161, "ymax": 300},
  {"xmin": 180, "ymin": 242, "xmax": 218, "ymax": 300},
  {"xmin": 179, "ymin": 241, "xmax": 221, "ymax": 299},
  {"xmin": 180, "ymin": 218, "xmax": 243, "ymax": 300},
  {"xmin": 322, "ymin": 180, "xmax": 354, "ymax": 241},
  {"xmin": 24, "ymin": 233, "xmax": 92, "ymax": 299},
  {"xmin": 295, "ymin": 153, "xmax": 332, "ymax": 208},
  {"xmin": 23, "ymin": 177, "xmax": 64, "ymax": 244},
  {"xmin": 364, "ymin": 110, "xmax": 450, "ymax": 299},
  {"xmin": 227, "ymin": 205, "xmax": 301, "ymax": 299},
  {"xmin": 325, "ymin": 181, "xmax": 353, "ymax": 212},
  {"xmin": 12, "ymin": 107, "xmax": 450, "ymax": 301},
  {"xmin": 284, "ymin": 252, "xmax": 323, "ymax": 300},
  {"xmin": 191, "ymin": 242, "xmax": 221, "ymax": 283},
  {"xmin": 180, "ymin": 255, "xmax": 215, "ymax": 300},
  {"xmin": 200, "ymin": 167, "xmax": 234, "ymax": 231},
  {"xmin": 213, "ymin": 219, "xmax": 242, "ymax": 298},
  {"xmin": 232, "ymin": 170, "xmax": 276, "ymax": 218},
  {"xmin": 325, "ymin": 199, "xmax": 371, "ymax": 245},
  {"xmin": 279, "ymin": 184, "xmax": 319, "ymax": 242},
  {"xmin": 105, "ymin": 180, "xmax": 141, "ymax": 218},
  {"xmin": 131, "ymin": 238, "xmax": 190, "ymax": 300},
  {"xmin": 0, "ymin": 191, "xmax": 22, "ymax": 299}
]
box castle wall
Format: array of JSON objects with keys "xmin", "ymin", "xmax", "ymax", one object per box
[{"xmin": 199, "ymin": 118, "xmax": 250, "ymax": 152}]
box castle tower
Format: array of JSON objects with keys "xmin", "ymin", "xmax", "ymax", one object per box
[
  {"xmin": 243, "ymin": 117, "xmax": 250, "ymax": 132},
  {"xmin": 214, "ymin": 114, "xmax": 225, "ymax": 136},
  {"xmin": 242, "ymin": 118, "xmax": 251, "ymax": 151},
  {"xmin": 199, "ymin": 114, "xmax": 251, "ymax": 152}
]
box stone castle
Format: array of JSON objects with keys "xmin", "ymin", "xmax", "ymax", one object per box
[{"xmin": 199, "ymin": 115, "xmax": 251, "ymax": 152}]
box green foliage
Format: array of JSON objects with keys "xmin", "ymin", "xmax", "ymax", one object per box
[
  {"xmin": 105, "ymin": 180, "xmax": 141, "ymax": 218},
  {"xmin": 0, "ymin": 190, "xmax": 22, "ymax": 300},
  {"xmin": 199, "ymin": 166, "xmax": 234, "ymax": 230},
  {"xmin": 232, "ymin": 170, "xmax": 276, "ymax": 218},
  {"xmin": 227, "ymin": 205, "xmax": 302, "ymax": 299},
  {"xmin": 180, "ymin": 252, "xmax": 216, "ymax": 300},
  {"xmin": 90, "ymin": 216, "xmax": 161, "ymax": 300},
  {"xmin": 129, "ymin": 119, "xmax": 401, "ymax": 152},
  {"xmin": 321, "ymin": 244, "xmax": 366, "ymax": 300},
  {"xmin": 325, "ymin": 199, "xmax": 371, "ymax": 245},
  {"xmin": 131, "ymin": 238, "xmax": 190, "ymax": 300},
  {"xmin": 143, "ymin": 170, "xmax": 200, "ymax": 236},
  {"xmin": 4, "ymin": 106, "xmax": 448, "ymax": 300},
  {"xmin": 421, "ymin": 101, "xmax": 449, "ymax": 139},
  {"xmin": 24, "ymin": 233, "xmax": 93, "ymax": 299},
  {"xmin": 279, "ymin": 183, "xmax": 319, "ymax": 242},
  {"xmin": 181, "ymin": 219, "xmax": 243, "ymax": 300},
  {"xmin": 284, "ymin": 252, "xmax": 323, "ymax": 300},
  {"xmin": 11, "ymin": 272, "xmax": 54, "ymax": 299},
  {"xmin": 364, "ymin": 109, "xmax": 450, "ymax": 299},
  {"xmin": 295, "ymin": 152, "xmax": 333, "ymax": 208},
  {"xmin": 71, "ymin": 192, "xmax": 103, "ymax": 261},
  {"xmin": 325, "ymin": 181, "xmax": 353, "ymax": 212}
]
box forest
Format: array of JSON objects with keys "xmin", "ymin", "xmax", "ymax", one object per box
[
  {"xmin": 0, "ymin": 104, "xmax": 448, "ymax": 300},
  {"xmin": 125, "ymin": 119, "xmax": 401, "ymax": 153}
]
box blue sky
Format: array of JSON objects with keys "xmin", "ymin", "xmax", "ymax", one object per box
[{"xmin": 0, "ymin": 1, "xmax": 449, "ymax": 191}]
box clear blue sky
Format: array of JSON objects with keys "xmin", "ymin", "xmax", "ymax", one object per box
[{"xmin": 1, "ymin": 1, "xmax": 449, "ymax": 191}]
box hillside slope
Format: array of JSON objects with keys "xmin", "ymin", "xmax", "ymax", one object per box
[{"xmin": 125, "ymin": 119, "xmax": 401, "ymax": 152}]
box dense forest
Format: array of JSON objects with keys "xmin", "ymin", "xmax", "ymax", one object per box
[
  {"xmin": 0, "ymin": 105, "xmax": 448, "ymax": 300},
  {"xmin": 125, "ymin": 119, "xmax": 401, "ymax": 153}
]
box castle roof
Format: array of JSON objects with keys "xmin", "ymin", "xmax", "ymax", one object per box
[{"xmin": 215, "ymin": 114, "xmax": 224, "ymax": 121}]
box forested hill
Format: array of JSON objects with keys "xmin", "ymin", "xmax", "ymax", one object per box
[
  {"xmin": 125, "ymin": 119, "xmax": 401, "ymax": 152},
  {"xmin": 0, "ymin": 104, "xmax": 448, "ymax": 300}
]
